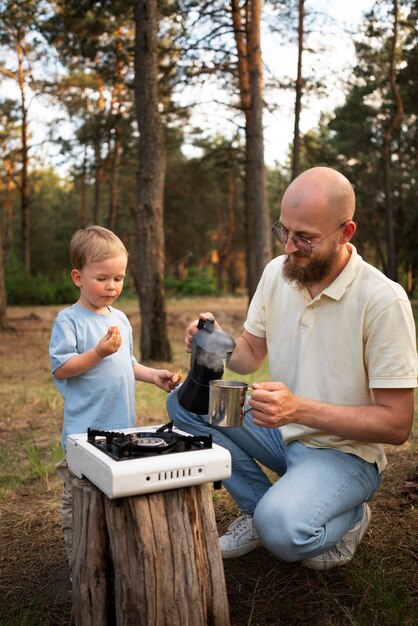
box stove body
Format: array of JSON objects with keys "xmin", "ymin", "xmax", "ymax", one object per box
[{"xmin": 67, "ymin": 422, "xmax": 231, "ymax": 499}]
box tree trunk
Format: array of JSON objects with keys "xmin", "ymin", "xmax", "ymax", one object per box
[
  {"xmin": 93, "ymin": 142, "xmax": 102, "ymax": 224},
  {"xmin": 72, "ymin": 479, "xmax": 114, "ymax": 625},
  {"xmin": 219, "ymin": 168, "xmax": 236, "ymax": 293},
  {"xmin": 406, "ymin": 261, "xmax": 414, "ymax": 297},
  {"xmin": 291, "ymin": 0, "xmax": 304, "ymax": 180},
  {"xmin": 248, "ymin": 0, "xmax": 271, "ymax": 297},
  {"xmin": 231, "ymin": 0, "xmax": 271, "ymax": 301},
  {"xmin": 231, "ymin": 0, "xmax": 253, "ymax": 294},
  {"xmin": 134, "ymin": 0, "xmax": 171, "ymax": 361},
  {"xmin": 382, "ymin": 0, "xmax": 403, "ymax": 282},
  {"xmin": 93, "ymin": 80, "xmax": 106, "ymax": 224},
  {"xmin": 107, "ymin": 136, "xmax": 122, "ymax": 232},
  {"xmin": 80, "ymin": 148, "xmax": 88, "ymax": 227},
  {"xmin": 71, "ymin": 477, "xmax": 230, "ymax": 626},
  {"xmin": 107, "ymin": 43, "xmax": 124, "ymax": 232},
  {"xmin": 0, "ymin": 218, "xmax": 10, "ymax": 331},
  {"xmin": 17, "ymin": 39, "xmax": 30, "ymax": 273}
]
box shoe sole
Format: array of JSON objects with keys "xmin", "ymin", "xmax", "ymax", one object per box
[
  {"xmin": 304, "ymin": 504, "xmax": 371, "ymax": 571},
  {"xmin": 220, "ymin": 539, "xmax": 261, "ymax": 559}
]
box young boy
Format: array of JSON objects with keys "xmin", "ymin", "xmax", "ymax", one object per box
[{"xmin": 49, "ymin": 225, "xmax": 176, "ymax": 567}]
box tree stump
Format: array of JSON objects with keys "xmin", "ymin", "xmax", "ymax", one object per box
[{"xmin": 71, "ymin": 476, "xmax": 230, "ymax": 626}]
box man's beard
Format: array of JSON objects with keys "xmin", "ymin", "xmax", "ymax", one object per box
[{"xmin": 282, "ymin": 248, "xmax": 338, "ymax": 288}]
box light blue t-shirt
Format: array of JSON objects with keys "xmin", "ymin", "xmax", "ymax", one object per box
[{"xmin": 49, "ymin": 304, "xmax": 138, "ymax": 448}]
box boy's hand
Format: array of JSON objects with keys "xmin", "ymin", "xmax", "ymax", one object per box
[
  {"xmin": 95, "ymin": 326, "xmax": 122, "ymax": 357},
  {"xmin": 153, "ymin": 369, "xmax": 177, "ymax": 393}
]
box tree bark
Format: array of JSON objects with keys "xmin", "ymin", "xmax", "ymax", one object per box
[
  {"xmin": 92, "ymin": 80, "xmax": 106, "ymax": 224},
  {"xmin": 71, "ymin": 477, "xmax": 230, "ymax": 626},
  {"xmin": 218, "ymin": 167, "xmax": 236, "ymax": 293},
  {"xmin": 72, "ymin": 479, "xmax": 114, "ymax": 626},
  {"xmin": 16, "ymin": 38, "xmax": 30, "ymax": 273},
  {"xmin": 291, "ymin": 0, "xmax": 305, "ymax": 180},
  {"xmin": 80, "ymin": 148, "xmax": 88, "ymax": 227},
  {"xmin": 93, "ymin": 141, "xmax": 103, "ymax": 225},
  {"xmin": 231, "ymin": 0, "xmax": 271, "ymax": 301},
  {"xmin": 107, "ymin": 136, "xmax": 122, "ymax": 232},
  {"xmin": 0, "ymin": 218, "xmax": 10, "ymax": 331},
  {"xmin": 107, "ymin": 36, "xmax": 125, "ymax": 232},
  {"xmin": 134, "ymin": 0, "xmax": 171, "ymax": 361},
  {"xmin": 382, "ymin": 0, "xmax": 403, "ymax": 282}
]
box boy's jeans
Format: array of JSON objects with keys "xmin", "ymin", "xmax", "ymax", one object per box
[{"xmin": 167, "ymin": 390, "xmax": 381, "ymax": 562}]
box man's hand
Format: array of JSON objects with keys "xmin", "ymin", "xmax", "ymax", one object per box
[
  {"xmin": 249, "ymin": 382, "xmax": 300, "ymax": 427},
  {"xmin": 184, "ymin": 311, "xmax": 221, "ymax": 352}
]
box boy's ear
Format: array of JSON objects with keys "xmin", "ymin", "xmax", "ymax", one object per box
[{"xmin": 71, "ymin": 269, "xmax": 82, "ymax": 287}]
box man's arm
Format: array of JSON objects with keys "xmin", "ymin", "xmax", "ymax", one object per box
[
  {"xmin": 249, "ymin": 383, "xmax": 414, "ymax": 445},
  {"xmin": 227, "ymin": 330, "xmax": 267, "ymax": 375}
]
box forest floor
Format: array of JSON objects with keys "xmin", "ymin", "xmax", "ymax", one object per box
[{"xmin": 0, "ymin": 296, "xmax": 417, "ymax": 625}]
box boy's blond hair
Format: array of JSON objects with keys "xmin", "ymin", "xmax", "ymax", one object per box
[{"xmin": 70, "ymin": 225, "xmax": 128, "ymax": 270}]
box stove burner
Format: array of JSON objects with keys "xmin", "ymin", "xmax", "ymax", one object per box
[
  {"xmin": 134, "ymin": 437, "xmax": 167, "ymax": 447},
  {"xmin": 87, "ymin": 421, "xmax": 213, "ymax": 461}
]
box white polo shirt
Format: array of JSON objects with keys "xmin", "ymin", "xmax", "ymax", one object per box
[{"xmin": 244, "ymin": 244, "xmax": 417, "ymax": 472}]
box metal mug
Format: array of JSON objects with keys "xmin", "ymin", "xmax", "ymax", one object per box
[{"xmin": 208, "ymin": 380, "xmax": 251, "ymax": 428}]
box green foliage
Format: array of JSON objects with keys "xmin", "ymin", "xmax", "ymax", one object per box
[
  {"xmin": 5, "ymin": 252, "xmax": 220, "ymax": 305},
  {"xmin": 5, "ymin": 258, "xmax": 77, "ymax": 305},
  {"xmin": 0, "ymin": 0, "xmax": 417, "ymax": 304},
  {"xmin": 164, "ymin": 265, "xmax": 218, "ymax": 296},
  {"xmin": 296, "ymin": 4, "xmax": 418, "ymax": 290},
  {"xmin": 29, "ymin": 170, "xmax": 79, "ymax": 279}
]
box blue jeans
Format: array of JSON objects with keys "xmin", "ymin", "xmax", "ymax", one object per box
[{"xmin": 166, "ymin": 389, "xmax": 381, "ymax": 562}]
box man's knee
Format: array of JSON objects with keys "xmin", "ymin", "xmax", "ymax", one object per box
[{"xmin": 253, "ymin": 495, "xmax": 309, "ymax": 562}]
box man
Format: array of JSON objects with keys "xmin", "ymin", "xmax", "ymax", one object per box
[{"xmin": 167, "ymin": 166, "xmax": 417, "ymax": 570}]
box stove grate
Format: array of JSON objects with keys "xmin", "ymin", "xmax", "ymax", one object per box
[{"xmin": 87, "ymin": 421, "xmax": 213, "ymax": 461}]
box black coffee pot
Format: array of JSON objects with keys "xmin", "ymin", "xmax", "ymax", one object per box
[{"xmin": 177, "ymin": 317, "xmax": 236, "ymax": 415}]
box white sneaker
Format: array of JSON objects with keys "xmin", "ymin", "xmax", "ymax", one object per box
[
  {"xmin": 219, "ymin": 514, "xmax": 261, "ymax": 558},
  {"xmin": 304, "ymin": 503, "xmax": 372, "ymax": 571}
]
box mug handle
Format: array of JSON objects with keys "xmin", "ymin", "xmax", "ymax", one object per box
[{"xmin": 243, "ymin": 386, "xmax": 253, "ymax": 414}]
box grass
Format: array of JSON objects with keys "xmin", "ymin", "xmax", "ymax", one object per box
[
  {"xmin": 0, "ymin": 438, "xmax": 63, "ymax": 501},
  {"xmin": 0, "ymin": 296, "xmax": 417, "ymax": 626},
  {"xmin": 25, "ymin": 440, "xmax": 63, "ymax": 491}
]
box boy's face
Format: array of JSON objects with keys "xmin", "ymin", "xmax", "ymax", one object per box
[{"xmin": 71, "ymin": 254, "xmax": 128, "ymax": 313}]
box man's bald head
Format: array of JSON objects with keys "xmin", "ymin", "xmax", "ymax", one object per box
[{"xmin": 282, "ymin": 167, "xmax": 356, "ymax": 225}]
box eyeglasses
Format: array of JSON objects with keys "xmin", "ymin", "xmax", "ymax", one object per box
[{"xmin": 270, "ymin": 220, "xmax": 349, "ymax": 256}]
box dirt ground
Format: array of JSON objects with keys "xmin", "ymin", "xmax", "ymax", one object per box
[{"xmin": 0, "ymin": 298, "xmax": 417, "ymax": 625}]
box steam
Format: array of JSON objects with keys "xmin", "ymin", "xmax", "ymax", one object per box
[
  {"xmin": 196, "ymin": 350, "xmax": 225, "ymax": 372},
  {"xmin": 195, "ymin": 330, "xmax": 235, "ymax": 372}
]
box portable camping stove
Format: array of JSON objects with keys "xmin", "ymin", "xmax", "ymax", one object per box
[{"xmin": 66, "ymin": 421, "xmax": 231, "ymax": 499}]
